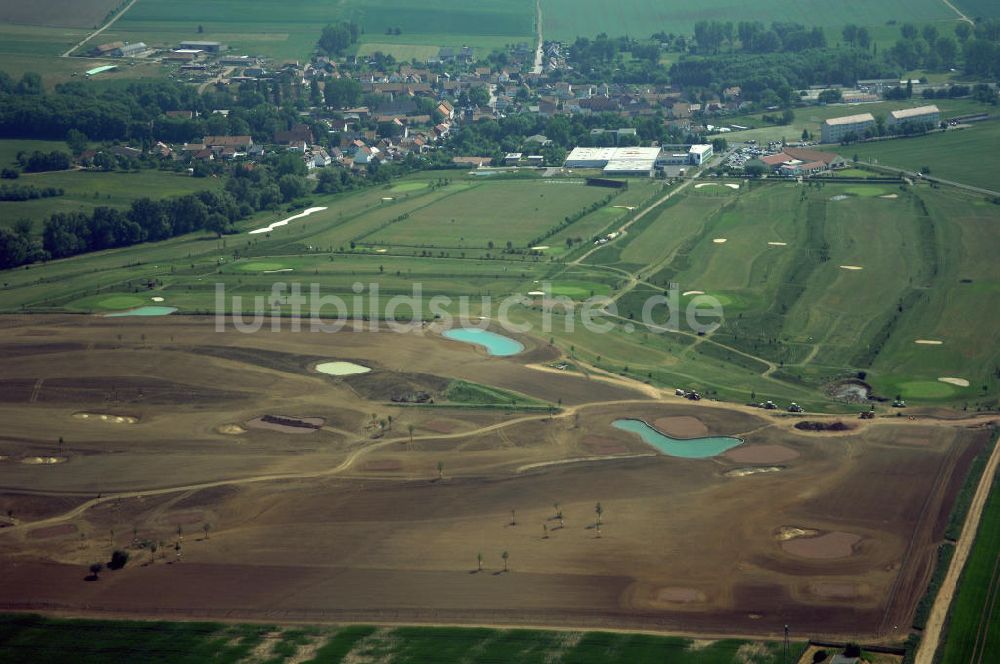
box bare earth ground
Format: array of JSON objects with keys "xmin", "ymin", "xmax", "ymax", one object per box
[{"xmin": 0, "ymin": 315, "xmax": 993, "ymax": 642}]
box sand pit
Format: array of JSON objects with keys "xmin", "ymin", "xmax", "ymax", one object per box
[
  {"xmin": 530, "ymin": 246, "xmax": 550, "ymax": 250},
  {"xmin": 767, "ymin": 241, "xmax": 787, "ymax": 246},
  {"xmin": 781, "ymin": 532, "xmax": 862, "ymax": 559},
  {"xmin": 217, "ymin": 424, "xmax": 247, "ymax": 435},
  {"xmin": 712, "ymin": 238, "xmax": 728, "ymax": 244},
  {"xmin": 776, "ymin": 526, "xmax": 819, "ymax": 541},
  {"xmin": 73, "ymin": 412, "xmax": 137, "ymax": 424},
  {"xmin": 653, "ymin": 416, "xmax": 709, "ymax": 438},
  {"xmin": 315, "ymin": 361, "xmax": 371, "ymax": 376},
  {"xmin": 880, "ymin": 194, "xmax": 898, "ymax": 199},
  {"xmin": 915, "ymin": 339, "xmax": 943, "ymax": 345},
  {"xmin": 27, "ymin": 524, "xmax": 77, "ymax": 540},
  {"xmin": 20, "ymin": 456, "xmax": 67, "ymax": 465},
  {"xmin": 151, "ymin": 296, "xmax": 165, "ymax": 302},
  {"xmin": 938, "ymin": 377, "xmax": 970, "ymax": 387},
  {"xmin": 262, "ymin": 268, "xmax": 294, "ymax": 273},
  {"xmin": 246, "ymin": 415, "xmax": 325, "ymax": 434},
  {"xmin": 376, "ymin": 248, "xmax": 387, "ymax": 253},
  {"xmin": 695, "ymin": 183, "xmax": 718, "ymax": 189},
  {"xmin": 612, "ymin": 205, "xmax": 636, "ymax": 210},
  {"xmin": 249, "ymin": 207, "xmax": 328, "ymax": 235},
  {"xmin": 655, "ymin": 587, "xmax": 706, "ymax": 603},
  {"xmin": 724, "ymin": 444, "xmax": 799, "ymax": 464},
  {"xmin": 725, "ymin": 183, "xmax": 740, "ymax": 189},
  {"xmin": 830, "ymin": 194, "xmax": 849, "ymax": 201},
  {"xmin": 682, "ymin": 290, "xmax": 704, "ymax": 296},
  {"xmin": 528, "ymin": 290, "xmax": 545, "ymax": 296},
  {"xmin": 839, "ymin": 265, "xmax": 863, "ymax": 270},
  {"xmin": 725, "ymin": 466, "xmax": 784, "ymax": 477},
  {"xmin": 381, "ymin": 197, "xmax": 394, "ymax": 201}
]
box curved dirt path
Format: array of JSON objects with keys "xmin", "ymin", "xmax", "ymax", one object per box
[
  {"xmin": 915, "ymin": 429, "xmax": 1000, "ymax": 664},
  {"xmin": 941, "ymin": 0, "xmax": 975, "ymax": 25},
  {"xmin": 62, "ymin": 0, "xmax": 141, "ymax": 57}
]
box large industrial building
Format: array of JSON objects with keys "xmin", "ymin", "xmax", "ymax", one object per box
[
  {"xmin": 888, "ymin": 104, "xmax": 940, "ymax": 128},
  {"xmin": 564, "ymin": 147, "xmax": 662, "ymax": 176},
  {"xmin": 820, "ymin": 113, "xmax": 876, "ymax": 143}
]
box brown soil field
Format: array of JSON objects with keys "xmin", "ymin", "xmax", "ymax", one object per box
[
  {"xmin": 0, "ymin": 0, "xmax": 120, "ymax": 28},
  {"xmin": 0, "ymin": 315, "xmax": 992, "ymax": 640}
]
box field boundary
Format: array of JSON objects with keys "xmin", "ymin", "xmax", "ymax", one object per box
[{"xmin": 62, "ymin": 0, "xmax": 141, "ymax": 57}]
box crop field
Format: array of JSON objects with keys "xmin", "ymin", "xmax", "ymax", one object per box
[
  {"xmin": 848, "ymin": 122, "xmax": 1000, "ymax": 193},
  {"xmin": 540, "ymin": 0, "xmax": 955, "ymax": 42},
  {"xmin": 102, "ymin": 0, "xmax": 533, "ymax": 62},
  {"xmin": 936, "ymin": 471, "xmax": 1000, "ymax": 664},
  {"xmin": 0, "ymin": 0, "xmax": 120, "ymax": 30},
  {"xmin": 954, "ymin": 0, "xmax": 1000, "ymax": 18}
]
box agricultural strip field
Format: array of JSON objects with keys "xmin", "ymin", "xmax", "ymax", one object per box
[
  {"xmin": 101, "ymin": 0, "xmax": 534, "ymax": 62},
  {"xmin": 847, "ymin": 121, "xmax": 1000, "ymax": 193},
  {"xmin": 0, "ymin": 0, "xmax": 121, "ymax": 29},
  {"xmin": 540, "ymin": 0, "xmax": 955, "ymax": 42},
  {"xmin": 0, "ymin": 614, "xmax": 804, "ymax": 663},
  {"xmin": 935, "ymin": 470, "xmax": 1000, "ymax": 664}
]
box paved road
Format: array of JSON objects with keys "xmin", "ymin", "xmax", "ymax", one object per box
[
  {"xmin": 62, "ymin": 0, "xmax": 141, "ymax": 57},
  {"xmin": 532, "ymin": 0, "xmax": 544, "ymax": 74}
]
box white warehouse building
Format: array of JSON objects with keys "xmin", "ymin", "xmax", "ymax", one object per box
[{"xmin": 564, "ymin": 147, "xmax": 662, "ymax": 175}]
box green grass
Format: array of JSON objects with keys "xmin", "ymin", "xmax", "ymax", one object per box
[
  {"xmin": 0, "ymin": 165, "xmax": 224, "ymax": 233},
  {"xmin": 847, "ymin": 122, "xmax": 1000, "ymax": 193},
  {"xmin": 0, "ymin": 616, "xmax": 805, "ymax": 663},
  {"xmin": 444, "ymin": 379, "xmax": 550, "ymax": 407},
  {"xmin": 103, "ymin": 0, "xmax": 533, "ymax": 61},
  {"xmin": 541, "ymin": 0, "xmax": 954, "ymax": 41},
  {"xmin": 936, "ymin": 461, "xmax": 1000, "ymax": 663}
]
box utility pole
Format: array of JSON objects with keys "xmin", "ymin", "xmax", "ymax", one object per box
[{"xmin": 783, "ymin": 624, "xmax": 789, "ymax": 664}]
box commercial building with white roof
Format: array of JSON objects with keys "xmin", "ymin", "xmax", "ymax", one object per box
[
  {"xmin": 888, "ymin": 105, "xmax": 940, "ymax": 127},
  {"xmin": 820, "ymin": 113, "xmax": 876, "ymax": 144},
  {"xmin": 564, "ymin": 147, "xmax": 662, "ymax": 175}
]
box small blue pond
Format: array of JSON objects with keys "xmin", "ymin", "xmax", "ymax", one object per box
[
  {"xmin": 104, "ymin": 306, "xmax": 178, "ymax": 317},
  {"xmin": 442, "ymin": 328, "xmax": 524, "ymax": 356},
  {"xmin": 612, "ymin": 419, "xmax": 742, "ymax": 458}
]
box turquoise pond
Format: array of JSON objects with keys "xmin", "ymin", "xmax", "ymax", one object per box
[
  {"xmin": 442, "ymin": 328, "xmax": 524, "ymax": 356},
  {"xmin": 612, "ymin": 419, "xmax": 742, "ymax": 458},
  {"xmin": 104, "ymin": 306, "xmax": 178, "ymax": 317}
]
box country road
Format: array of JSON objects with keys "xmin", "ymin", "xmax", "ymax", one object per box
[
  {"xmin": 62, "ymin": 0, "xmax": 141, "ymax": 57},
  {"xmin": 532, "ymin": 0, "xmax": 544, "ymax": 74}
]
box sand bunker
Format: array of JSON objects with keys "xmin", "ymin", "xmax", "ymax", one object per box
[
  {"xmin": 682, "ymin": 290, "xmax": 705, "ymax": 296},
  {"xmin": 724, "ymin": 444, "xmax": 799, "ymax": 464},
  {"xmin": 938, "ymin": 377, "xmax": 970, "ymax": 387},
  {"xmin": 73, "ymin": 412, "xmax": 137, "ymax": 424},
  {"xmin": 263, "ymin": 268, "xmax": 293, "ymax": 273},
  {"xmin": 381, "ymin": 197, "xmax": 394, "ymax": 201},
  {"xmin": 781, "ymin": 531, "xmax": 862, "ymax": 559},
  {"xmin": 725, "ymin": 466, "xmax": 784, "ymax": 477},
  {"xmin": 249, "ymin": 207, "xmax": 327, "ymax": 235},
  {"xmin": 776, "ymin": 526, "xmax": 819, "ymax": 541},
  {"xmin": 530, "ymin": 245, "xmax": 550, "ymax": 250},
  {"xmin": 528, "ymin": 290, "xmax": 545, "ymax": 296},
  {"xmin": 713, "ymin": 238, "xmax": 727, "ymax": 244},
  {"xmin": 151, "ymin": 296, "xmax": 165, "ymax": 302},
  {"xmin": 653, "ymin": 416, "xmax": 709, "ymax": 438},
  {"xmin": 915, "ymin": 339, "xmax": 943, "ymax": 345},
  {"xmin": 695, "ymin": 183, "xmax": 718, "ymax": 189},
  {"xmin": 376, "ymin": 248, "xmax": 388, "ymax": 253},
  {"xmin": 246, "ymin": 415, "xmax": 325, "ymax": 434},
  {"xmin": 655, "ymin": 587, "xmax": 706, "ymax": 603},
  {"xmin": 767, "ymin": 241, "xmax": 787, "ymax": 246},
  {"xmin": 21, "ymin": 456, "xmax": 67, "ymax": 465},
  {"xmin": 725, "ymin": 183, "xmax": 740, "ymax": 189},
  {"xmin": 316, "ymin": 361, "xmax": 371, "ymax": 376},
  {"xmin": 810, "ymin": 582, "xmax": 867, "ymax": 599},
  {"xmin": 217, "ymin": 424, "xmax": 247, "ymax": 435},
  {"xmin": 839, "ymin": 265, "xmax": 864, "ymax": 270},
  {"xmin": 880, "ymin": 194, "xmax": 898, "ymax": 199},
  {"xmin": 612, "ymin": 205, "xmax": 636, "ymax": 210},
  {"xmin": 830, "ymin": 194, "xmax": 849, "ymax": 201}
]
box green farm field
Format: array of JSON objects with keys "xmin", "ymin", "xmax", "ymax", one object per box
[
  {"xmin": 101, "ymin": 0, "xmax": 533, "ymax": 62},
  {"xmin": 0, "ymin": 614, "xmax": 803, "ymax": 664},
  {"xmin": 847, "ymin": 122, "xmax": 1000, "ymax": 193},
  {"xmin": 540, "ymin": 0, "xmax": 956, "ymax": 41}
]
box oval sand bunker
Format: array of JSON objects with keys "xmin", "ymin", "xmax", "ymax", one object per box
[
  {"xmin": 938, "ymin": 377, "xmax": 970, "ymax": 387},
  {"xmin": 316, "ymin": 361, "xmax": 371, "ymax": 376}
]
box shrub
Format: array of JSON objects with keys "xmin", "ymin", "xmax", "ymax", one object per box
[{"xmin": 108, "ymin": 549, "xmax": 129, "ymax": 570}]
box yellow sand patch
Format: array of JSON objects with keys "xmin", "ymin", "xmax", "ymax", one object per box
[
  {"xmin": 531, "ymin": 245, "xmax": 549, "ymax": 250},
  {"xmin": 713, "ymin": 238, "xmax": 727, "ymax": 244},
  {"xmin": 21, "ymin": 456, "xmax": 67, "ymax": 465},
  {"xmin": 880, "ymin": 194, "xmax": 898, "ymax": 199},
  {"xmin": 217, "ymin": 424, "xmax": 247, "ymax": 435},
  {"xmin": 938, "ymin": 377, "xmax": 970, "ymax": 387},
  {"xmin": 915, "ymin": 339, "xmax": 943, "ymax": 345},
  {"xmin": 725, "ymin": 183, "xmax": 740, "ymax": 189},
  {"xmin": 767, "ymin": 241, "xmax": 787, "ymax": 246},
  {"xmin": 682, "ymin": 290, "xmax": 705, "ymax": 296},
  {"xmin": 73, "ymin": 412, "xmax": 137, "ymax": 424},
  {"xmin": 151, "ymin": 296, "xmax": 165, "ymax": 302},
  {"xmin": 839, "ymin": 265, "xmax": 863, "ymax": 270},
  {"xmin": 694, "ymin": 183, "xmax": 717, "ymax": 189}
]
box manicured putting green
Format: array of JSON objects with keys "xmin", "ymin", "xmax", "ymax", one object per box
[
  {"xmin": 390, "ymin": 182, "xmax": 428, "ymax": 193},
  {"xmin": 549, "ymin": 283, "xmax": 607, "ymax": 298},
  {"xmin": 96, "ymin": 295, "xmax": 146, "ymax": 310},
  {"xmin": 239, "ymin": 262, "xmax": 287, "ymax": 272},
  {"xmin": 898, "ymin": 380, "xmax": 956, "ymax": 399}
]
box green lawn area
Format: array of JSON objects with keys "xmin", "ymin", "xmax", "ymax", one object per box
[
  {"xmin": 541, "ymin": 0, "xmax": 953, "ymax": 41},
  {"xmin": 847, "ymin": 122, "xmax": 1000, "ymax": 192},
  {"xmin": 936, "ymin": 463, "xmax": 1000, "ymax": 664},
  {"xmin": 0, "ymin": 614, "xmax": 804, "ymax": 663},
  {"xmin": 103, "ymin": 0, "xmax": 533, "ymax": 61},
  {"xmin": 0, "ymin": 166, "xmax": 224, "ymax": 233}
]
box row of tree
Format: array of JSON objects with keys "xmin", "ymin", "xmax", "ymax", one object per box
[{"xmin": 0, "ymin": 184, "xmax": 64, "ymax": 201}]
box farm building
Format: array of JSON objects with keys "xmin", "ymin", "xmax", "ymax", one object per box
[
  {"xmin": 656, "ymin": 144, "xmax": 714, "ymax": 166},
  {"xmin": 821, "ymin": 113, "xmax": 876, "ymax": 143},
  {"xmin": 564, "ymin": 147, "xmax": 662, "ymax": 176},
  {"xmin": 888, "ymin": 105, "xmax": 940, "ymax": 128},
  {"xmin": 115, "ymin": 42, "xmax": 147, "ymax": 57},
  {"xmin": 179, "ymin": 41, "xmax": 226, "ymax": 53}
]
